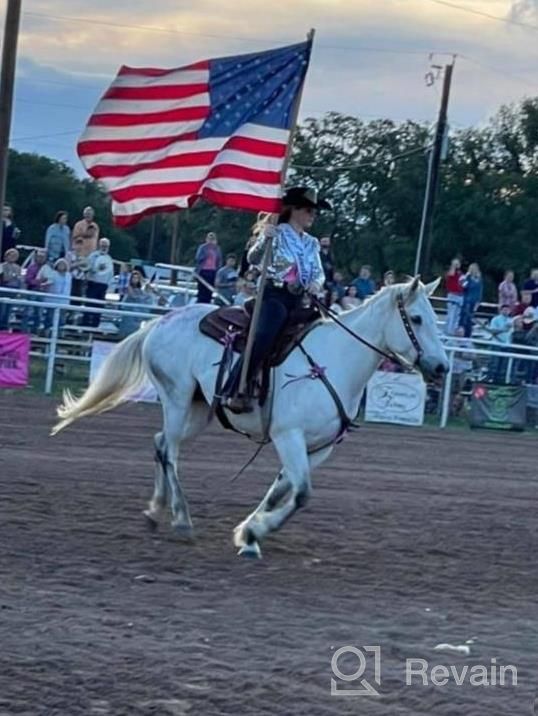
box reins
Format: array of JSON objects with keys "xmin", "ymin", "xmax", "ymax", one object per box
[{"xmin": 312, "ymin": 295, "xmax": 419, "ymax": 370}]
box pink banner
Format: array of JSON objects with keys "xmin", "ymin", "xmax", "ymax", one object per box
[{"xmin": 0, "ymin": 333, "xmax": 30, "ymax": 388}]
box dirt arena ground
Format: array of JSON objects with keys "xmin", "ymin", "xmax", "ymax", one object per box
[{"xmin": 1, "ymin": 393, "xmax": 537, "ymax": 716}]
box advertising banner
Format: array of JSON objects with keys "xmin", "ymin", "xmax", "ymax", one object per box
[
  {"xmin": 0, "ymin": 332, "xmax": 30, "ymax": 388},
  {"xmin": 469, "ymin": 383, "xmax": 526, "ymax": 431},
  {"xmin": 365, "ymin": 371, "xmax": 426, "ymax": 427}
]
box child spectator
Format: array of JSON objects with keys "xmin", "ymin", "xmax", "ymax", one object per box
[
  {"xmin": 233, "ymin": 278, "xmax": 255, "ymax": 307},
  {"xmin": 383, "ymin": 270, "xmax": 395, "ymax": 287},
  {"xmin": 0, "ymin": 248, "xmax": 22, "ymax": 330},
  {"xmin": 498, "ymin": 270, "xmax": 518, "ymax": 312},
  {"xmin": 44, "ymin": 211, "xmax": 71, "ymax": 263},
  {"xmin": 444, "ymin": 257, "xmax": 463, "ymax": 335},
  {"xmin": 328, "ymin": 289, "xmax": 344, "ymax": 315}
]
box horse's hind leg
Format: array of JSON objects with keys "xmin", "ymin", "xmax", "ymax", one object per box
[
  {"xmin": 143, "ymin": 431, "xmax": 168, "ymax": 531},
  {"xmin": 158, "ymin": 398, "xmax": 210, "ymax": 539}
]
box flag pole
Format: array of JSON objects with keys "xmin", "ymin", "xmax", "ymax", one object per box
[{"xmin": 237, "ymin": 28, "xmax": 315, "ymax": 399}]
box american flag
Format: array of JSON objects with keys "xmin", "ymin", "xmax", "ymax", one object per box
[{"xmin": 77, "ymin": 40, "xmax": 312, "ymax": 227}]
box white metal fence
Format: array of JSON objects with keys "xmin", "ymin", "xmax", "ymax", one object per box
[{"xmin": 1, "ymin": 289, "xmax": 537, "ymax": 428}]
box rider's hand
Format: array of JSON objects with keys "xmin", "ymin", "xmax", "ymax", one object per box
[{"xmin": 263, "ymin": 224, "xmax": 277, "ymax": 240}]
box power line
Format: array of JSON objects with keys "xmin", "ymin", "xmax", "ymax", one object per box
[
  {"xmin": 21, "ymin": 10, "xmax": 457, "ymax": 55},
  {"xmin": 292, "ymin": 144, "xmax": 431, "ymax": 171},
  {"xmin": 425, "ymin": 0, "xmax": 538, "ymax": 32}
]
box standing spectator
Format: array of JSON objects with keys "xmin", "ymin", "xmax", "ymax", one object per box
[
  {"xmin": 83, "ymin": 238, "xmax": 114, "ymax": 328},
  {"xmin": 498, "ymin": 270, "xmax": 518, "ymax": 313},
  {"xmin": 44, "ymin": 211, "xmax": 71, "ymax": 263},
  {"xmin": 459, "ymin": 262, "xmax": 483, "ymax": 337},
  {"xmin": 117, "ymin": 269, "xmax": 154, "ymax": 338},
  {"xmin": 116, "ymin": 262, "xmax": 131, "ymax": 297},
  {"xmin": 195, "ymin": 232, "xmax": 222, "ymax": 304},
  {"xmin": 319, "ymin": 236, "xmax": 334, "ymax": 288},
  {"xmin": 72, "ymin": 206, "xmax": 99, "ymax": 257},
  {"xmin": 49, "ymin": 258, "xmax": 72, "ymax": 328},
  {"xmin": 522, "ymin": 268, "xmax": 538, "ymax": 309},
  {"xmin": 2, "ymin": 205, "xmax": 20, "ymax": 255},
  {"xmin": 383, "ymin": 270, "xmax": 395, "ymax": 287},
  {"xmin": 444, "ymin": 257, "xmax": 464, "ymax": 335},
  {"xmin": 341, "ymin": 285, "xmax": 361, "ymax": 310},
  {"xmin": 0, "ymin": 248, "xmax": 22, "ymax": 330},
  {"xmin": 448, "ymin": 326, "xmax": 475, "ymax": 415},
  {"xmin": 352, "ymin": 265, "xmax": 376, "ymax": 300},
  {"xmin": 66, "ymin": 237, "xmax": 90, "ymax": 307},
  {"xmin": 215, "ymin": 254, "xmax": 238, "ymax": 305},
  {"xmin": 21, "ymin": 249, "xmax": 53, "ymax": 333},
  {"xmin": 487, "ymin": 304, "xmax": 513, "ymax": 382}
]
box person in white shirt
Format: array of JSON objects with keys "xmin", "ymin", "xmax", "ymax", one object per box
[
  {"xmin": 83, "ymin": 238, "xmax": 114, "ymax": 328},
  {"xmin": 487, "ymin": 304, "xmax": 513, "ymax": 383}
]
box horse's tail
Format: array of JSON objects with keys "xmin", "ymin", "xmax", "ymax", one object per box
[{"xmin": 51, "ymin": 318, "xmax": 158, "ymax": 435}]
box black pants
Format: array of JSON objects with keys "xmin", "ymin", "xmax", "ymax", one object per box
[
  {"xmin": 227, "ymin": 285, "xmax": 302, "ymax": 396},
  {"xmin": 197, "ymin": 269, "xmax": 216, "ymax": 304},
  {"xmin": 83, "ymin": 281, "xmax": 107, "ymax": 327}
]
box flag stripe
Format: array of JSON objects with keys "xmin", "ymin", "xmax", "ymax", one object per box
[
  {"xmin": 80, "ymin": 118, "xmax": 207, "ymax": 141},
  {"xmin": 88, "ymin": 106, "xmax": 209, "ymax": 127},
  {"xmin": 92, "ymin": 151, "xmax": 284, "ymax": 186},
  {"xmin": 95, "ymin": 94, "xmax": 210, "ymax": 115},
  {"xmin": 104, "ymin": 84, "xmax": 208, "ymax": 101},
  {"xmin": 117, "ymin": 61, "xmax": 209, "ymax": 77}
]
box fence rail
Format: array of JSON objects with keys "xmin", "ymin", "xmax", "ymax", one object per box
[{"xmin": 1, "ymin": 293, "xmax": 537, "ymax": 428}]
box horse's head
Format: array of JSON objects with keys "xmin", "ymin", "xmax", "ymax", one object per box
[{"xmin": 384, "ymin": 276, "xmax": 449, "ymax": 379}]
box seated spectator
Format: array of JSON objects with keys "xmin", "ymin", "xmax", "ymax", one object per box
[
  {"xmin": 512, "ymin": 290, "xmax": 532, "ymax": 317},
  {"xmin": 234, "ymin": 278, "xmax": 256, "ymax": 307},
  {"xmin": 83, "ymin": 238, "xmax": 114, "ymax": 328},
  {"xmin": 215, "ymin": 253, "xmax": 239, "ymax": 305},
  {"xmin": 328, "ymin": 289, "xmax": 344, "ymax": 315},
  {"xmin": 45, "ymin": 211, "xmax": 71, "ymax": 264},
  {"xmin": 352, "ymin": 265, "xmax": 376, "ymax": 300},
  {"xmin": 116, "ymin": 262, "xmax": 131, "ymax": 298},
  {"xmin": 383, "ymin": 270, "xmax": 395, "ymax": 287},
  {"xmin": 331, "ymin": 271, "xmax": 346, "ymax": 300},
  {"xmin": 498, "ymin": 270, "xmax": 518, "ymax": 312},
  {"xmin": 448, "ymin": 326, "xmax": 475, "ymax": 414},
  {"xmin": 0, "ymin": 248, "xmax": 22, "ymax": 330},
  {"xmin": 341, "ymin": 285, "xmax": 361, "ymax": 310}
]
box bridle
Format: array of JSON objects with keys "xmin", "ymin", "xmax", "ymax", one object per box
[
  {"xmin": 395, "ymin": 292, "xmax": 423, "ymax": 367},
  {"xmin": 313, "ymin": 292, "xmax": 424, "ymax": 370}
]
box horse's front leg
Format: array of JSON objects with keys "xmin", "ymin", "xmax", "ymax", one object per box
[{"xmin": 234, "ymin": 430, "xmax": 311, "ymax": 557}]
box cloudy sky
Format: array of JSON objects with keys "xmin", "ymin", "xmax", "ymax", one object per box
[{"xmin": 5, "ymin": 0, "xmax": 538, "ymax": 171}]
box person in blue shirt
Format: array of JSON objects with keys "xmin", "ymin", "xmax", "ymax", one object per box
[
  {"xmin": 226, "ymin": 186, "xmax": 330, "ymax": 413},
  {"xmin": 459, "ymin": 262, "xmax": 483, "ymax": 337},
  {"xmin": 352, "ymin": 265, "xmax": 376, "ymax": 300},
  {"xmin": 44, "ymin": 211, "xmax": 71, "ymax": 263}
]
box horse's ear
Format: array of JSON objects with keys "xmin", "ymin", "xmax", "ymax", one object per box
[
  {"xmin": 424, "ymin": 277, "xmax": 441, "ymax": 296},
  {"xmin": 401, "ymin": 275, "xmax": 421, "ymax": 303}
]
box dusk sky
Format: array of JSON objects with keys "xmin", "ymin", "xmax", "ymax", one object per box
[{"xmin": 5, "ymin": 0, "xmax": 538, "ymax": 172}]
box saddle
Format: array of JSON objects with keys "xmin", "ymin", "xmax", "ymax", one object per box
[{"xmin": 199, "ymin": 299, "xmax": 322, "ymax": 367}]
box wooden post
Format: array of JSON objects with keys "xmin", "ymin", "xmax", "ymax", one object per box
[
  {"xmin": 0, "ymin": 0, "xmax": 22, "ymax": 260},
  {"xmin": 237, "ymin": 28, "xmax": 315, "ymax": 398}
]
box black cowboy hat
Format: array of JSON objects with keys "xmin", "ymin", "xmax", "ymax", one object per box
[{"xmin": 282, "ymin": 186, "xmax": 332, "ymax": 211}]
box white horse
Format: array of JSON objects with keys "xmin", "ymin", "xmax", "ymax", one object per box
[{"xmin": 53, "ymin": 277, "xmax": 448, "ymax": 558}]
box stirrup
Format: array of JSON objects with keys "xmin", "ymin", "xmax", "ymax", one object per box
[{"xmin": 225, "ymin": 394, "xmax": 254, "ymax": 414}]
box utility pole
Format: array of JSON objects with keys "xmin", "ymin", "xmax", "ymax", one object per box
[
  {"xmin": 414, "ymin": 60, "xmax": 454, "ymax": 277},
  {"xmin": 0, "ymin": 0, "xmax": 22, "ymax": 259}
]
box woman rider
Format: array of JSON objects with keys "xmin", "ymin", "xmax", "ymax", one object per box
[{"xmin": 226, "ymin": 186, "xmax": 331, "ymax": 413}]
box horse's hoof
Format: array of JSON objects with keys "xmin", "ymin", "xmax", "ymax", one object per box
[
  {"xmin": 172, "ymin": 522, "xmax": 194, "ymax": 542},
  {"xmin": 142, "ymin": 510, "xmax": 159, "ymax": 532},
  {"xmin": 238, "ymin": 542, "xmax": 262, "ymax": 559}
]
